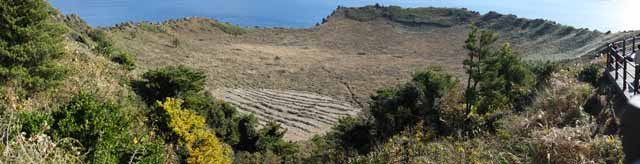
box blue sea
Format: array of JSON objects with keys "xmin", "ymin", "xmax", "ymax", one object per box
[{"xmin": 49, "ymin": 0, "xmax": 636, "ymax": 32}]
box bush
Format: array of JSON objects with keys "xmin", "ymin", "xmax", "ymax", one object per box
[
  {"xmin": 370, "ymin": 68, "xmax": 457, "ymax": 139},
  {"xmin": 52, "ymin": 93, "xmax": 132, "ymax": 163},
  {"xmin": 17, "ymin": 111, "xmax": 52, "ymax": 137},
  {"xmin": 89, "ymin": 30, "xmax": 115, "ymax": 56},
  {"xmin": 183, "ymin": 93, "xmax": 241, "ymax": 146},
  {"xmin": 579, "ymin": 63, "xmax": 603, "ymax": 85},
  {"xmin": 529, "ymin": 127, "xmax": 623, "ymax": 163},
  {"xmin": 530, "ymin": 77, "xmax": 592, "ymax": 127},
  {"xmin": 134, "ymin": 65, "xmax": 206, "ymax": 103},
  {"xmin": 156, "ymin": 98, "xmax": 232, "ymax": 164},
  {"xmin": 463, "ymin": 28, "xmax": 534, "ymax": 115},
  {"xmin": 528, "ymin": 61, "xmax": 560, "ymax": 87},
  {"xmin": 0, "ymin": 0, "xmax": 68, "ymax": 94},
  {"xmin": 325, "ymin": 117, "xmax": 374, "ymax": 155},
  {"xmin": 111, "ymin": 51, "xmax": 136, "ymax": 70},
  {"xmin": 216, "ymin": 23, "xmax": 251, "ymax": 35}
]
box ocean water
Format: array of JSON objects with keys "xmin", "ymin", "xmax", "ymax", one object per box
[{"xmin": 49, "ymin": 0, "xmax": 637, "ymax": 32}]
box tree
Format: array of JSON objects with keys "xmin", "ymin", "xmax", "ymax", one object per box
[
  {"xmin": 134, "ymin": 65, "xmax": 206, "ymax": 103},
  {"xmin": 369, "ymin": 68, "xmax": 457, "ymax": 139},
  {"xmin": 463, "ymin": 28, "xmax": 533, "ymax": 115},
  {"xmin": 0, "ymin": 0, "xmax": 67, "ymax": 94}
]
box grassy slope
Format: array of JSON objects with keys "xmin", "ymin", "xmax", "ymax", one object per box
[
  {"xmin": 107, "ymin": 6, "xmax": 625, "ymax": 106},
  {"xmin": 103, "ymin": 6, "xmax": 631, "ymax": 141}
]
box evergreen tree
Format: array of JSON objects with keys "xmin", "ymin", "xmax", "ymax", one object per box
[
  {"xmin": 0, "ymin": 0, "xmax": 67, "ymax": 94},
  {"xmin": 463, "ymin": 28, "xmax": 533, "ymax": 115}
]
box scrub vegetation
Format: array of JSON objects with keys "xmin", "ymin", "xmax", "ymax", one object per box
[{"xmin": 0, "ymin": 1, "xmax": 627, "ymax": 163}]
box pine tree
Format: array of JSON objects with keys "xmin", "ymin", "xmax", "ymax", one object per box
[
  {"xmin": 463, "ymin": 28, "xmax": 533, "ymax": 115},
  {"xmin": 0, "ymin": 0, "xmax": 67, "ymax": 94}
]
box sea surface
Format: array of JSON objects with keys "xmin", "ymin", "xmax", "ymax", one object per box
[{"xmin": 50, "ymin": 0, "xmax": 637, "ymax": 32}]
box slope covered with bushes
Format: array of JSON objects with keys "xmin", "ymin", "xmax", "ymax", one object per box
[{"xmin": 0, "ymin": 1, "xmax": 627, "ymax": 163}]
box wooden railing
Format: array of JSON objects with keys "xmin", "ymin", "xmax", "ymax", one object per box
[{"xmin": 604, "ymin": 36, "xmax": 640, "ymax": 96}]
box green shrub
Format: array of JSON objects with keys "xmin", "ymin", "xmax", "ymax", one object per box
[
  {"xmin": 140, "ymin": 23, "xmax": 165, "ymax": 33},
  {"xmin": 463, "ymin": 28, "xmax": 534, "ymax": 115},
  {"xmin": 579, "ymin": 63, "xmax": 603, "ymax": 85},
  {"xmin": 0, "ymin": 0, "xmax": 68, "ymax": 94},
  {"xmin": 255, "ymin": 122, "xmax": 299, "ymax": 157},
  {"xmin": 325, "ymin": 117, "xmax": 374, "ymax": 155},
  {"xmin": 216, "ymin": 23, "xmax": 251, "ymax": 35},
  {"xmin": 52, "ymin": 93, "xmax": 132, "ymax": 163},
  {"xmin": 17, "ymin": 111, "xmax": 52, "ymax": 137},
  {"xmin": 156, "ymin": 98, "xmax": 232, "ymax": 164},
  {"xmin": 134, "ymin": 65, "xmax": 206, "ymax": 103},
  {"xmin": 345, "ymin": 6, "xmax": 476, "ymax": 27},
  {"xmin": 89, "ymin": 30, "xmax": 116, "ymax": 56},
  {"xmin": 370, "ymin": 68, "xmax": 457, "ymax": 139},
  {"xmin": 183, "ymin": 93, "xmax": 240, "ymax": 145},
  {"xmin": 235, "ymin": 114, "xmax": 260, "ymax": 151},
  {"xmin": 111, "ymin": 51, "xmax": 136, "ymax": 70},
  {"xmin": 528, "ymin": 61, "xmax": 560, "ymax": 87}
]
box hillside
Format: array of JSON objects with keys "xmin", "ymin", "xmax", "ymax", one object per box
[
  {"xmin": 0, "ymin": 1, "xmax": 629, "ymax": 163},
  {"xmin": 102, "ymin": 5, "xmax": 628, "ymax": 141}
]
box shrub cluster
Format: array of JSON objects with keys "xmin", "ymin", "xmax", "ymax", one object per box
[
  {"xmin": 135, "ymin": 65, "xmax": 206, "ymax": 103},
  {"xmin": 51, "ymin": 93, "xmax": 164, "ymax": 163},
  {"xmin": 89, "ymin": 30, "xmax": 136, "ymax": 70},
  {"xmin": 156, "ymin": 98, "xmax": 232, "ymax": 163},
  {"xmin": 135, "ymin": 66, "xmax": 298, "ymax": 162},
  {"xmin": 345, "ymin": 5, "xmax": 477, "ymax": 27}
]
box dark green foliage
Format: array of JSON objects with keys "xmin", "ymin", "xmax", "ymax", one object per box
[
  {"xmin": 325, "ymin": 117, "xmax": 374, "ymax": 155},
  {"xmin": 579, "ymin": 64, "xmax": 602, "ymax": 85},
  {"xmin": 134, "ymin": 65, "xmax": 206, "ymax": 103},
  {"xmin": 139, "ymin": 23, "xmax": 165, "ymax": 33},
  {"xmin": 89, "ymin": 29, "xmax": 136, "ymax": 70},
  {"xmin": 0, "ymin": 0, "xmax": 68, "ymax": 94},
  {"xmin": 89, "ymin": 30, "xmax": 115, "ymax": 56},
  {"xmin": 18, "ymin": 111, "xmax": 52, "ymax": 137},
  {"xmin": 463, "ymin": 28, "xmax": 534, "ymax": 115},
  {"xmin": 52, "ymin": 93, "xmax": 163, "ymax": 163},
  {"xmin": 135, "ymin": 65, "xmax": 292, "ymax": 158},
  {"xmin": 215, "ymin": 22, "xmax": 251, "ymax": 35},
  {"xmin": 345, "ymin": 5, "xmax": 477, "ymax": 27},
  {"xmin": 370, "ymin": 68, "xmax": 457, "ymax": 139},
  {"xmin": 255, "ymin": 122, "xmax": 299, "ymax": 158},
  {"xmin": 52, "ymin": 93, "xmax": 131, "ymax": 163},
  {"xmin": 528, "ymin": 61, "xmax": 560, "ymax": 87},
  {"xmin": 111, "ymin": 51, "xmax": 136, "ymax": 70},
  {"xmin": 233, "ymin": 116, "xmax": 297, "ymax": 157},
  {"xmin": 236, "ymin": 115, "xmax": 260, "ymax": 152},
  {"xmin": 183, "ymin": 93, "xmax": 240, "ymax": 145}
]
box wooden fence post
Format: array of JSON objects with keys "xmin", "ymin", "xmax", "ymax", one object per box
[
  {"xmin": 607, "ymin": 44, "xmax": 611, "ymax": 71},
  {"xmin": 634, "ymin": 37, "xmax": 637, "ymax": 52},
  {"xmin": 623, "ymin": 39, "xmax": 627, "ymax": 57},
  {"xmin": 617, "ymin": 45, "xmax": 620, "ymax": 80},
  {"xmin": 624, "ymin": 60, "xmax": 628, "ymax": 91},
  {"xmin": 633, "ymin": 64, "xmax": 640, "ymax": 95}
]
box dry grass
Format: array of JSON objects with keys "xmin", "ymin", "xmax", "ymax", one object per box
[
  {"xmin": 0, "ymin": 110, "xmax": 83, "ymax": 164},
  {"xmin": 216, "ymin": 88, "xmax": 360, "ymax": 141}
]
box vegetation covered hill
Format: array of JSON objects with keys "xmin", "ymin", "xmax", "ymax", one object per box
[
  {"xmin": 0, "ymin": 1, "xmax": 629, "ymax": 163},
  {"xmin": 104, "ymin": 5, "xmax": 628, "ymax": 141}
]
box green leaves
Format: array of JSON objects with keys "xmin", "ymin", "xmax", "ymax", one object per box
[
  {"xmin": 52, "ymin": 93, "xmax": 131, "ymax": 163},
  {"xmin": 135, "ymin": 65, "xmax": 206, "ymax": 103},
  {"xmin": 0, "ymin": 0, "xmax": 67, "ymax": 95},
  {"xmin": 463, "ymin": 28, "xmax": 534, "ymax": 115},
  {"xmin": 369, "ymin": 68, "xmax": 458, "ymax": 141}
]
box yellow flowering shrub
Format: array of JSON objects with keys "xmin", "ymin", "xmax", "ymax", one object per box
[{"xmin": 158, "ymin": 98, "xmax": 232, "ymax": 164}]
